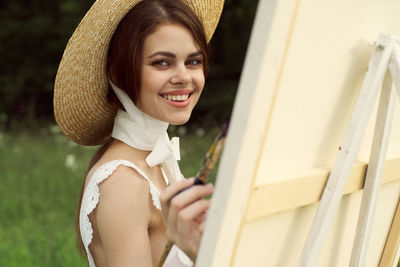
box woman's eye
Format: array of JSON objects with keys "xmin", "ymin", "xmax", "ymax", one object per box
[
  {"xmin": 186, "ymin": 58, "xmax": 202, "ymax": 66},
  {"xmin": 152, "ymin": 60, "xmax": 169, "ymax": 66}
]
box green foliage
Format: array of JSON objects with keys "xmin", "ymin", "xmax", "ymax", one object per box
[
  {"xmin": 194, "ymin": 0, "xmax": 259, "ymax": 127},
  {"xmin": 0, "ymin": 126, "xmax": 219, "ymax": 266},
  {"xmin": 0, "ymin": 0, "xmax": 91, "ymax": 123},
  {"xmin": 0, "ymin": 0, "xmax": 259, "ymax": 128}
]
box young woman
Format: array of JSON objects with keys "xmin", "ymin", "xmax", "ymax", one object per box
[{"xmin": 54, "ymin": 0, "xmax": 224, "ymax": 266}]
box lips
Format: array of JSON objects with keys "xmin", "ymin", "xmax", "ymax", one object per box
[{"xmin": 159, "ymin": 89, "xmax": 193, "ymax": 108}]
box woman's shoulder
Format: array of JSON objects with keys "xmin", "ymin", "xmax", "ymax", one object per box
[
  {"xmin": 94, "ymin": 161, "xmax": 153, "ymax": 210},
  {"xmin": 86, "ymin": 159, "xmax": 154, "ymax": 206},
  {"xmin": 85, "ymin": 140, "xmax": 150, "ymax": 186},
  {"xmin": 83, "ymin": 159, "xmax": 153, "ymax": 208},
  {"xmin": 83, "ymin": 141, "xmax": 162, "ymax": 210},
  {"xmin": 87, "ymin": 140, "xmax": 150, "ymax": 180},
  {"xmin": 89, "ymin": 159, "xmax": 149, "ymax": 183},
  {"xmin": 83, "ymin": 160, "xmax": 146, "ymax": 201},
  {"xmin": 82, "ymin": 159, "xmax": 154, "ymax": 228}
]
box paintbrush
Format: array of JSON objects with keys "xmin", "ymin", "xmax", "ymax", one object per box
[
  {"xmin": 193, "ymin": 122, "xmax": 229, "ymax": 184},
  {"xmin": 156, "ymin": 122, "xmax": 229, "ymax": 267}
]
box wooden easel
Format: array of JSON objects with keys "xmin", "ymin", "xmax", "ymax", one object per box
[{"xmin": 298, "ymin": 34, "xmax": 400, "ymax": 267}]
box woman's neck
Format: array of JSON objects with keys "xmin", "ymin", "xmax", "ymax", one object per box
[{"xmin": 109, "ymin": 139, "xmax": 152, "ymax": 161}]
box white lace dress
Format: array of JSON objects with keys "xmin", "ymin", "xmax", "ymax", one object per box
[{"xmin": 79, "ymin": 159, "xmax": 193, "ymax": 267}]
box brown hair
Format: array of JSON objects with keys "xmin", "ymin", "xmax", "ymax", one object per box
[{"xmin": 76, "ymin": 0, "xmax": 209, "ymax": 256}]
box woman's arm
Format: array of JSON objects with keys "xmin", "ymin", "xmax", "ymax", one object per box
[
  {"xmin": 95, "ymin": 166, "xmax": 153, "ymax": 267},
  {"xmin": 160, "ymin": 178, "xmax": 214, "ymax": 261}
]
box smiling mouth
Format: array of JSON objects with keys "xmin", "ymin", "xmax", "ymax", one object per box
[{"xmin": 161, "ymin": 94, "xmax": 190, "ymax": 101}]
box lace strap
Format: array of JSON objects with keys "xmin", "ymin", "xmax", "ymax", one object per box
[{"xmin": 79, "ymin": 159, "xmax": 162, "ymax": 267}]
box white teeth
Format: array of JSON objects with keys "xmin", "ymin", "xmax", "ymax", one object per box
[{"xmin": 162, "ymin": 94, "xmax": 189, "ymax": 101}]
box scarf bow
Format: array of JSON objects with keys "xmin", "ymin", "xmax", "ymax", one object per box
[{"xmin": 109, "ymin": 80, "xmax": 183, "ymax": 184}]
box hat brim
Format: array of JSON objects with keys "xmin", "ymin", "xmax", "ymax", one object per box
[{"xmin": 54, "ymin": 0, "xmax": 224, "ymax": 145}]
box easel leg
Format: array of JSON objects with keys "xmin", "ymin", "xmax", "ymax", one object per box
[
  {"xmin": 297, "ymin": 44, "xmax": 394, "ymax": 267},
  {"xmin": 379, "ymin": 196, "xmax": 400, "ymax": 267},
  {"xmin": 350, "ymin": 71, "xmax": 396, "ymax": 267},
  {"xmin": 390, "ymin": 46, "xmax": 400, "ymax": 98}
]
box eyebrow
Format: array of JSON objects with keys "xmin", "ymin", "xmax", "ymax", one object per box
[{"xmin": 147, "ymin": 51, "xmax": 202, "ymax": 59}]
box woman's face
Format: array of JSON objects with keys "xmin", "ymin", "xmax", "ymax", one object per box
[{"xmin": 138, "ymin": 23, "xmax": 205, "ymax": 125}]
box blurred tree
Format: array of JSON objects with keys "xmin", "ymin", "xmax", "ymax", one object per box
[
  {"xmin": 0, "ymin": 0, "xmax": 91, "ymax": 127},
  {"xmin": 193, "ymin": 0, "xmax": 259, "ymax": 128},
  {"xmin": 0, "ymin": 0, "xmax": 259, "ymax": 129}
]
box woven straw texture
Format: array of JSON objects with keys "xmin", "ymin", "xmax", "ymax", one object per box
[{"xmin": 54, "ymin": 0, "xmax": 224, "ymax": 145}]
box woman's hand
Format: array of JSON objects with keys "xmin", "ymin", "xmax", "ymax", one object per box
[{"xmin": 160, "ymin": 178, "xmax": 214, "ymax": 261}]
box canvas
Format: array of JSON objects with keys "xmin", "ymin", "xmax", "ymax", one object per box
[{"xmin": 196, "ymin": 0, "xmax": 400, "ymax": 266}]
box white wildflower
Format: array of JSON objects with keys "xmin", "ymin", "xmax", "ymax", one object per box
[
  {"xmin": 65, "ymin": 154, "xmax": 77, "ymax": 169},
  {"xmin": 49, "ymin": 124, "xmax": 61, "ymax": 135},
  {"xmin": 177, "ymin": 126, "xmax": 187, "ymax": 136},
  {"xmin": 195, "ymin": 128, "xmax": 205, "ymax": 137}
]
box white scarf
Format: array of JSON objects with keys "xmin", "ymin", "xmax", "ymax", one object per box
[{"xmin": 109, "ymin": 80, "xmax": 183, "ymax": 184}]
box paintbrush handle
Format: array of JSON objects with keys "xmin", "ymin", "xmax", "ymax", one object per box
[{"xmin": 156, "ymin": 241, "xmax": 173, "ymax": 267}]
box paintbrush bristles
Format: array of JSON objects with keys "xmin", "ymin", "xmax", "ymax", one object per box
[
  {"xmin": 195, "ymin": 122, "xmax": 229, "ymax": 183},
  {"xmin": 196, "ymin": 137, "xmax": 226, "ymax": 183}
]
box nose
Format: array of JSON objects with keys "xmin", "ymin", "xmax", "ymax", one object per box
[{"xmin": 170, "ymin": 64, "xmax": 191, "ymax": 85}]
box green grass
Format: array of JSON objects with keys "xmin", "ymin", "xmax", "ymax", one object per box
[{"xmin": 0, "ymin": 124, "xmax": 218, "ymax": 266}]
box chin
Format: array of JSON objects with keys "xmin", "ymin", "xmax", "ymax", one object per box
[
  {"xmin": 168, "ymin": 114, "xmax": 191, "ymax": 125},
  {"xmin": 169, "ymin": 119, "xmax": 190, "ymax": 126}
]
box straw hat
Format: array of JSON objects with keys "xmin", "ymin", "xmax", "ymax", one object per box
[{"xmin": 54, "ymin": 0, "xmax": 224, "ymax": 146}]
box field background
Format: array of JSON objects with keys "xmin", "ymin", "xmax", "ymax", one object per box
[{"xmin": 0, "ymin": 125, "xmax": 220, "ymax": 267}]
